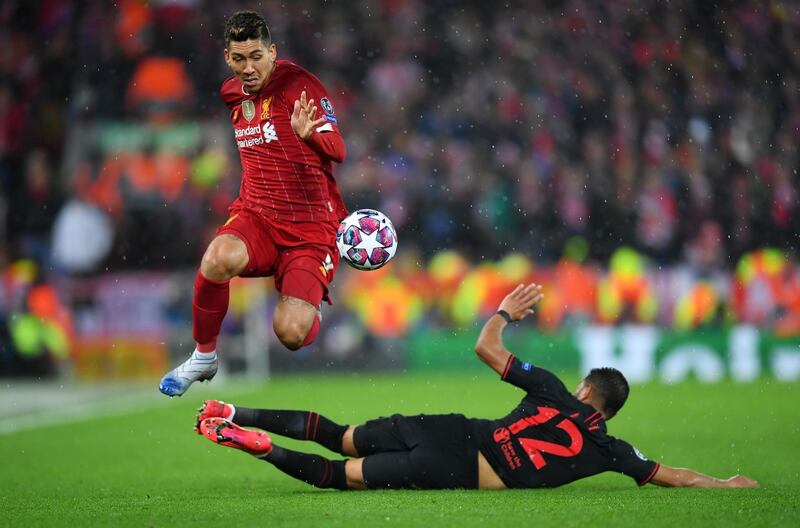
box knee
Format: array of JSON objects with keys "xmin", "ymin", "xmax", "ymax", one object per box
[
  {"xmin": 273, "ymin": 316, "xmax": 309, "ymax": 351},
  {"xmin": 201, "ymin": 239, "xmax": 248, "ymax": 280},
  {"xmin": 345, "ymin": 459, "xmax": 366, "ymax": 490},
  {"xmin": 341, "ymin": 426, "xmax": 359, "ymax": 457}
]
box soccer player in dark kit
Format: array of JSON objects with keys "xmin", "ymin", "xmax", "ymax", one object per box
[
  {"xmin": 194, "ymin": 284, "xmax": 758, "ymax": 490},
  {"xmin": 160, "ymin": 11, "xmax": 348, "ymax": 397}
]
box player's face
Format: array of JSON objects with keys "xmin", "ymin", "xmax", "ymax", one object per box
[{"xmin": 224, "ymin": 39, "xmax": 276, "ymax": 93}]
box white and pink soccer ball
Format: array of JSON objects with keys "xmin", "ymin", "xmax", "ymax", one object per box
[{"xmin": 336, "ymin": 209, "xmax": 398, "ymax": 271}]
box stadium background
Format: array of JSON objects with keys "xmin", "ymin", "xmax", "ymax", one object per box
[
  {"xmin": 1, "ymin": 1, "xmax": 799, "ymax": 526},
  {"xmin": 1, "ymin": 0, "xmax": 798, "ymax": 381}
]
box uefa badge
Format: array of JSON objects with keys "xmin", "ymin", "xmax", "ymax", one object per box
[
  {"xmin": 320, "ymin": 97, "xmax": 334, "ymax": 115},
  {"xmin": 242, "ymin": 100, "xmax": 256, "ymax": 122}
]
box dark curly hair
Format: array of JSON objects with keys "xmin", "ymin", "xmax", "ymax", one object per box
[
  {"xmin": 584, "ymin": 367, "xmax": 630, "ymax": 418},
  {"xmin": 225, "ymin": 11, "xmax": 271, "ymax": 46}
]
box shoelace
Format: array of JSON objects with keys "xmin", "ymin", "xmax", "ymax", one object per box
[{"xmin": 175, "ymin": 356, "xmax": 216, "ymax": 377}]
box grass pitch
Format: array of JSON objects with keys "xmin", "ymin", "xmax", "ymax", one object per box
[{"xmin": 2, "ymin": 373, "xmax": 798, "ymax": 527}]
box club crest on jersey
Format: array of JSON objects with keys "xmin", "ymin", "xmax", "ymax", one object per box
[
  {"xmin": 242, "ymin": 100, "xmax": 256, "ymax": 121},
  {"xmin": 260, "ymin": 97, "xmax": 272, "ymax": 120}
]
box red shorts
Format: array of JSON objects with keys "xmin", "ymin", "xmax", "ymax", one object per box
[{"xmin": 216, "ymin": 206, "xmax": 340, "ymax": 306}]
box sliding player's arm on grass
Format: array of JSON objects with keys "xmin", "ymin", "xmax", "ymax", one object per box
[
  {"xmin": 649, "ymin": 464, "xmax": 758, "ymax": 488},
  {"xmin": 475, "ymin": 283, "xmax": 544, "ymax": 374}
]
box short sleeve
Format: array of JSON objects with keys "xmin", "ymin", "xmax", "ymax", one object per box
[
  {"xmin": 220, "ymin": 76, "xmax": 242, "ymax": 109},
  {"xmin": 607, "ymin": 438, "xmax": 660, "ymax": 486},
  {"xmin": 501, "ymin": 356, "xmax": 566, "ymax": 396}
]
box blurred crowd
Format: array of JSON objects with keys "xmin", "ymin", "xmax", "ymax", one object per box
[
  {"xmin": 2, "ymin": 0, "xmax": 799, "ymax": 267},
  {"xmin": 1, "ymin": 1, "xmax": 799, "ymax": 374}
]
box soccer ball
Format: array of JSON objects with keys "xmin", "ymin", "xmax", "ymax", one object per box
[{"xmin": 336, "ymin": 209, "xmax": 398, "ymax": 271}]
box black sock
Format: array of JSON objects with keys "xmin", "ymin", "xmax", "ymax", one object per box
[
  {"xmin": 234, "ymin": 408, "xmax": 347, "ymax": 454},
  {"xmin": 262, "ymin": 445, "xmax": 348, "ymax": 490}
]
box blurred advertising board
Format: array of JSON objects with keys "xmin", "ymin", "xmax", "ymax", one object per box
[{"xmin": 408, "ymin": 326, "xmax": 800, "ymax": 383}]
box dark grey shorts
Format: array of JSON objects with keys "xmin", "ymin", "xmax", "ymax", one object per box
[{"xmin": 354, "ymin": 413, "xmax": 479, "ymax": 490}]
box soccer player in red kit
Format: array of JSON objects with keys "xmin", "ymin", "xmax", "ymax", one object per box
[{"xmin": 160, "ymin": 11, "xmax": 348, "ymax": 396}]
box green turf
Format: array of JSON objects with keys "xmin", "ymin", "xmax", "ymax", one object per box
[{"xmin": 2, "ymin": 373, "xmax": 799, "ymax": 527}]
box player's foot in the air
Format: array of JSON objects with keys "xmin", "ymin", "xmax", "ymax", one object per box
[
  {"xmin": 194, "ymin": 400, "xmax": 235, "ymax": 433},
  {"xmin": 159, "ymin": 351, "xmax": 218, "ymax": 397},
  {"xmin": 198, "ymin": 418, "xmax": 272, "ymax": 457}
]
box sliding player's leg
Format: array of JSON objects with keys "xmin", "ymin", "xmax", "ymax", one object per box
[
  {"xmin": 197, "ymin": 415, "xmax": 478, "ymax": 490},
  {"xmin": 198, "ymin": 417, "xmax": 354, "ymax": 490},
  {"xmin": 356, "ymin": 414, "xmax": 480, "ymax": 489},
  {"xmin": 359, "ymin": 446, "xmax": 479, "ymax": 490},
  {"xmin": 195, "ymin": 402, "xmax": 412, "ymax": 458},
  {"xmin": 203, "ymin": 426, "xmax": 474, "ymax": 491},
  {"xmin": 196, "ymin": 400, "xmax": 349, "ymax": 454}
]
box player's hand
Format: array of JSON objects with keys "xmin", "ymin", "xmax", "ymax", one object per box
[
  {"xmin": 291, "ymin": 90, "xmax": 327, "ymax": 140},
  {"xmin": 723, "ymin": 475, "xmax": 759, "ymax": 488},
  {"xmin": 498, "ymin": 284, "xmax": 544, "ymax": 322}
]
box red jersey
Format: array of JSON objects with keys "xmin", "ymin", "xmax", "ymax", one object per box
[{"xmin": 220, "ymin": 60, "xmax": 348, "ymax": 247}]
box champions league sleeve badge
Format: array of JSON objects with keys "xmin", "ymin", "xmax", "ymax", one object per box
[{"xmin": 320, "ymin": 97, "xmax": 337, "ymax": 124}]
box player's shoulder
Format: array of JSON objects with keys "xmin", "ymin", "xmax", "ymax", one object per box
[
  {"xmin": 220, "ymin": 75, "xmax": 245, "ymax": 108},
  {"xmin": 532, "ymin": 365, "xmax": 571, "ymax": 392},
  {"xmin": 277, "ymin": 60, "xmax": 315, "ymax": 79},
  {"xmin": 605, "ymin": 434, "xmax": 647, "ymax": 459},
  {"xmin": 276, "ymin": 59, "xmax": 326, "ymax": 88}
]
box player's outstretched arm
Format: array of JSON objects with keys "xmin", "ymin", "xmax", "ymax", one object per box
[
  {"xmin": 475, "ymin": 283, "xmax": 544, "ymax": 375},
  {"xmin": 650, "ymin": 464, "xmax": 758, "ymax": 488},
  {"xmin": 291, "ymin": 89, "xmax": 346, "ymax": 162}
]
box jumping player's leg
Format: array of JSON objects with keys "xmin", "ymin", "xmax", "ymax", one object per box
[
  {"xmin": 194, "ymin": 234, "xmax": 249, "ymax": 349},
  {"xmin": 160, "ymin": 208, "xmax": 278, "ymax": 397},
  {"xmin": 273, "ymin": 291, "xmax": 320, "ymax": 350},
  {"xmin": 158, "ymin": 235, "xmax": 250, "ymax": 397},
  {"xmin": 273, "ymin": 250, "xmax": 337, "ymax": 350}
]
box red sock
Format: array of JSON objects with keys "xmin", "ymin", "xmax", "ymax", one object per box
[
  {"xmin": 193, "ymin": 271, "xmax": 230, "ymax": 351},
  {"xmin": 301, "ymin": 315, "xmax": 320, "ymax": 347}
]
